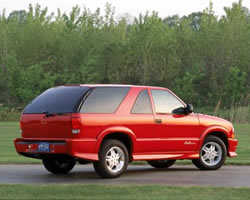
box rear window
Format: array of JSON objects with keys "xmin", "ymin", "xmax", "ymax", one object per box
[
  {"xmin": 23, "ymin": 86, "xmax": 90, "ymax": 114},
  {"xmin": 80, "ymin": 87, "xmax": 130, "ymax": 113}
]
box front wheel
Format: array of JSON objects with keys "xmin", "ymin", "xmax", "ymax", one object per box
[
  {"xmin": 192, "ymin": 135, "xmax": 227, "ymax": 170},
  {"xmin": 93, "ymin": 139, "xmax": 129, "ymax": 178},
  {"xmin": 42, "ymin": 157, "xmax": 76, "ymax": 174},
  {"xmin": 147, "ymin": 160, "xmax": 176, "ymax": 169}
]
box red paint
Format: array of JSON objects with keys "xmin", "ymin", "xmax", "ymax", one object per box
[{"xmin": 14, "ymin": 85, "xmax": 238, "ymax": 162}]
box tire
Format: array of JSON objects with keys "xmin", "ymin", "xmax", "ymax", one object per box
[
  {"xmin": 93, "ymin": 139, "xmax": 129, "ymax": 178},
  {"xmin": 147, "ymin": 160, "xmax": 176, "ymax": 169},
  {"xmin": 192, "ymin": 135, "xmax": 227, "ymax": 170},
  {"xmin": 42, "ymin": 157, "xmax": 76, "ymax": 174}
]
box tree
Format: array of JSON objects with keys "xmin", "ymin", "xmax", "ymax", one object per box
[{"xmin": 0, "ymin": 1, "xmax": 249, "ymax": 108}]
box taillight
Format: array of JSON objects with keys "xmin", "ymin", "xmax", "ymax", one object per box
[{"xmin": 72, "ymin": 117, "xmax": 81, "ymax": 134}]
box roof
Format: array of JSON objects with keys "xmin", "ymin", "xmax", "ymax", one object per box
[{"xmin": 63, "ymin": 84, "xmax": 166, "ymax": 90}]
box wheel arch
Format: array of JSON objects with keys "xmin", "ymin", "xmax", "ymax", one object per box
[
  {"xmin": 95, "ymin": 126, "xmax": 136, "ymax": 161},
  {"xmin": 200, "ymin": 126, "xmax": 230, "ymax": 154}
]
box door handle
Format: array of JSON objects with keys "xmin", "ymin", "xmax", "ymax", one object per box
[{"xmin": 155, "ymin": 119, "xmax": 162, "ymax": 124}]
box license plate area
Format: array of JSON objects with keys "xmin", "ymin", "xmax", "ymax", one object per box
[{"xmin": 37, "ymin": 142, "xmax": 50, "ymax": 152}]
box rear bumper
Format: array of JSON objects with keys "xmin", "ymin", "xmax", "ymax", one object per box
[
  {"xmin": 14, "ymin": 138, "xmax": 98, "ymax": 161},
  {"xmin": 228, "ymin": 138, "xmax": 238, "ymax": 157}
]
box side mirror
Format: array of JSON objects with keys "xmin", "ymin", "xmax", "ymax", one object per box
[
  {"xmin": 172, "ymin": 107, "xmax": 185, "ymax": 115},
  {"xmin": 172, "ymin": 104, "xmax": 193, "ymax": 115},
  {"xmin": 185, "ymin": 104, "xmax": 193, "ymax": 114}
]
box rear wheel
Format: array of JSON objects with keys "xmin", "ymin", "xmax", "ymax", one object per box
[
  {"xmin": 42, "ymin": 157, "xmax": 76, "ymax": 174},
  {"xmin": 93, "ymin": 139, "xmax": 129, "ymax": 178},
  {"xmin": 147, "ymin": 160, "xmax": 176, "ymax": 169},
  {"xmin": 192, "ymin": 135, "xmax": 227, "ymax": 170}
]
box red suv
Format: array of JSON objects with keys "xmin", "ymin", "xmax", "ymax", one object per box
[{"xmin": 14, "ymin": 85, "xmax": 238, "ymax": 178}]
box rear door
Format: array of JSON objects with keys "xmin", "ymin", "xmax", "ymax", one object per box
[{"xmin": 21, "ymin": 86, "xmax": 89, "ymax": 139}]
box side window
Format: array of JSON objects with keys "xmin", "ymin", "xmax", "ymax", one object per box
[
  {"xmin": 131, "ymin": 90, "xmax": 152, "ymax": 114},
  {"xmin": 151, "ymin": 90, "xmax": 184, "ymax": 114},
  {"xmin": 80, "ymin": 87, "xmax": 130, "ymax": 113}
]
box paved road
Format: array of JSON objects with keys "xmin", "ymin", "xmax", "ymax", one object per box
[{"xmin": 0, "ymin": 164, "xmax": 249, "ymax": 187}]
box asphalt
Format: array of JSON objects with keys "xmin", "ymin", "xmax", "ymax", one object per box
[{"xmin": 0, "ymin": 164, "xmax": 250, "ymax": 187}]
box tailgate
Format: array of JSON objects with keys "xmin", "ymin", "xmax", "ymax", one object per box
[
  {"xmin": 21, "ymin": 114, "xmax": 72, "ymax": 139},
  {"xmin": 20, "ymin": 86, "xmax": 90, "ymax": 139}
]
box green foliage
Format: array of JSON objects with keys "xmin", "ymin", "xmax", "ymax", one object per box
[
  {"xmin": 223, "ymin": 67, "xmax": 247, "ymax": 105},
  {"xmin": 14, "ymin": 64, "xmax": 55, "ymax": 103},
  {"xmin": 173, "ymin": 72, "xmax": 198, "ymax": 104},
  {"xmin": 0, "ymin": 1, "xmax": 249, "ymax": 107},
  {"xmin": 0, "ymin": 107, "xmax": 21, "ymax": 121}
]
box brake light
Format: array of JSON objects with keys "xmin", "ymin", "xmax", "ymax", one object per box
[
  {"xmin": 231, "ymin": 133, "xmax": 235, "ymax": 139},
  {"xmin": 72, "ymin": 117, "xmax": 81, "ymax": 134}
]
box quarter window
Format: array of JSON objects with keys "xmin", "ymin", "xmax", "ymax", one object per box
[
  {"xmin": 151, "ymin": 90, "xmax": 184, "ymax": 114},
  {"xmin": 80, "ymin": 87, "xmax": 130, "ymax": 113},
  {"xmin": 131, "ymin": 90, "xmax": 152, "ymax": 114}
]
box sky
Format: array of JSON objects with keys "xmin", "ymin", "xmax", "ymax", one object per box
[{"xmin": 0, "ymin": 0, "xmax": 249, "ymax": 18}]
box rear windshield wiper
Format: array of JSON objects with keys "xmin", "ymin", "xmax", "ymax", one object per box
[{"xmin": 42, "ymin": 111, "xmax": 71, "ymax": 118}]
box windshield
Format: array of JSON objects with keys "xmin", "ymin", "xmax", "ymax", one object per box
[{"xmin": 23, "ymin": 86, "xmax": 89, "ymax": 114}]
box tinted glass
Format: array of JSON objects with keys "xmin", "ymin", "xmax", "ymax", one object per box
[
  {"xmin": 80, "ymin": 87, "xmax": 130, "ymax": 113},
  {"xmin": 24, "ymin": 86, "xmax": 89, "ymax": 114},
  {"xmin": 151, "ymin": 90, "xmax": 184, "ymax": 113},
  {"xmin": 131, "ymin": 90, "xmax": 152, "ymax": 114}
]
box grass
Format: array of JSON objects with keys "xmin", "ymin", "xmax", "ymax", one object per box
[
  {"xmin": 0, "ymin": 122, "xmax": 249, "ymax": 165},
  {"xmin": 0, "ymin": 122, "xmax": 41, "ymax": 164},
  {"xmin": 0, "ymin": 184, "xmax": 249, "ymax": 200},
  {"xmin": 227, "ymin": 124, "xmax": 250, "ymax": 165}
]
